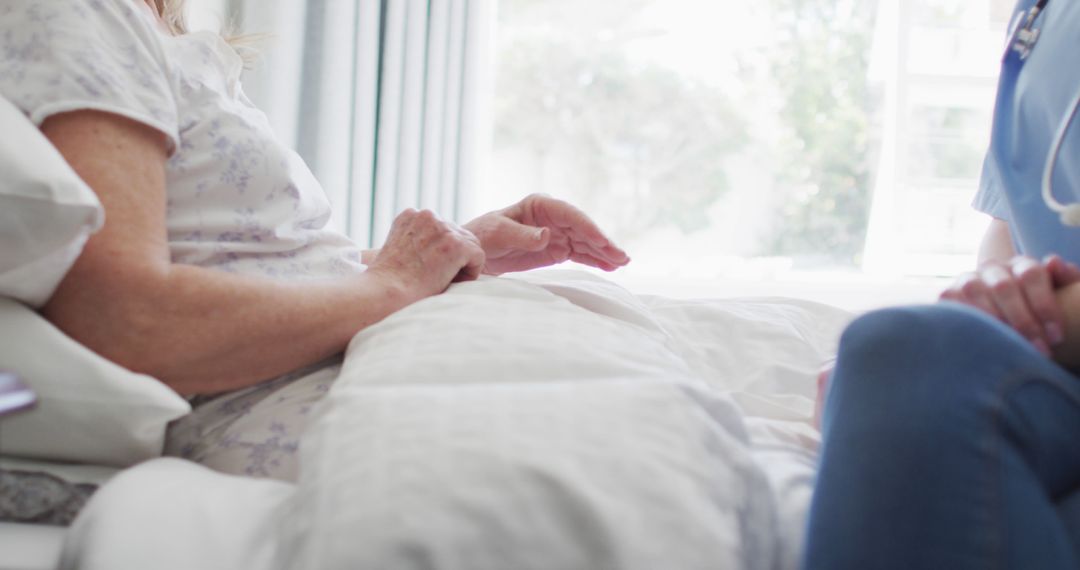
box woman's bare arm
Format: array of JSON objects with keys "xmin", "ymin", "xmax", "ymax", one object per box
[
  {"xmin": 41, "ymin": 111, "xmax": 482, "ymax": 396},
  {"xmin": 978, "ymin": 218, "xmax": 1015, "ymax": 266}
]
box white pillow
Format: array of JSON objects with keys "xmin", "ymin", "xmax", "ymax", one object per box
[
  {"xmin": 0, "ymin": 298, "xmax": 191, "ymax": 467},
  {"xmin": 0, "ymin": 95, "xmax": 104, "ymax": 308}
]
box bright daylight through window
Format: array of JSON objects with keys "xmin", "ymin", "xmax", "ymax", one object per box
[{"xmin": 474, "ymin": 0, "xmax": 1016, "ymax": 305}]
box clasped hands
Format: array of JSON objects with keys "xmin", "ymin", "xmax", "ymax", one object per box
[
  {"xmin": 366, "ymin": 194, "xmax": 630, "ymax": 303},
  {"xmin": 939, "ymin": 255, "xmax": 1080, "ymax": 358}
]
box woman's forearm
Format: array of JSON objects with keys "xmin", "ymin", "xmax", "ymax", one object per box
[
  {"xmin": 44, "ymin": 264, "xmax": 412, "ymax": 396},
  {"xmin": 36, "ymin": 111, "xmax": 417, "ymax": 396},
  {"xmin": 37, "ymin": 106, "xmax": 488, "ymax": 397},
  {"xmin": 977, "ymin": 219, "xmax": 1015, "ymax": 266}
]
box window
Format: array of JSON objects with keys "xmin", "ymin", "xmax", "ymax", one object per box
[
  {"xmin": 476, "ymin": 0, "xmax": 1013, "ymax": 306},
  {"xmin": 863, "ymin": 0, "xmax": 1009, "ymax": 277}
]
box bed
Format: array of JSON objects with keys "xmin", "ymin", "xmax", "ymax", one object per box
[
  {"xmin": 0, "ymin": 269, "xmax": 850, "ymax": 570},
  {"xmin": 0, "ymin": 459, "xmax": 119, "ymax": 570},
  {"xmin": 0, "ymin": 90, "xmax": 851, "ymax": 569}
]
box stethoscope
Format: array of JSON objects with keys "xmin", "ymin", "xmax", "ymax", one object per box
[{"xmin": 1009, "ymin": 0, "xmax": 1080, "ymax": 225}]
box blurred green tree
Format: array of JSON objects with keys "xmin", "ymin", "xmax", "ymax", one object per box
[
  {"xmin": 495, "ymin": 0, "xmax": 879, "ymax": 265},
  {"xmin": 765, "ymin": 0, "xmax": 879, "ymax": 264},
  {"xmin": 494, "ymin": 0, "xmax": 747, "ymax": 239}
]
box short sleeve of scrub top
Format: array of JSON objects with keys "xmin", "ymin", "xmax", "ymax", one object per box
[
  {"xmin": 973, "ymin": 153, "xmax": 1013, "ymax": 222},
  {"xmin": 982, "ymin": 0, "xmax": 1080, "ymax": 263}
]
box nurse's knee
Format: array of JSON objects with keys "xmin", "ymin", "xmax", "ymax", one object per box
[
  {"xmin": 840, "ymin": 303, "xmax": 985, "ymax": 358},
  {"xmin": 826, "ymin": 305, "xmax": 1009, "ymax": 443},
  {"xmin": 834, "ymin": 303, "xmax": 1012, "ymax": 390}
]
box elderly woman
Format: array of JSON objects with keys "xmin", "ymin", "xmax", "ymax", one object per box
[{"xmin": 0, "ymin": 0, "xmax": 628, "ymax": 478}]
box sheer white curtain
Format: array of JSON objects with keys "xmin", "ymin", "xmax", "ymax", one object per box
[{"xmin": 213, "ymin": 0, "xmax": 494, "ymax": 247}]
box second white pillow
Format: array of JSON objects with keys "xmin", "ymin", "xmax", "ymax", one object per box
[
  {"xmin": 0, "ymin": 95, "xmax": 103, "ymax": 308},
  {"xmin": 0, "ymin": 298, "xmax": 191, "ymax": 467}
]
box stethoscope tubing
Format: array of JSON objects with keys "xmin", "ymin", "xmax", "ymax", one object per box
[
  {"xmin": 1042, "ymin": 89, "xmax": 1080, "ymax": 223},
  {"xmin": 1006, "ymin": 0, "xmax": 1080, "ymax": 225}
]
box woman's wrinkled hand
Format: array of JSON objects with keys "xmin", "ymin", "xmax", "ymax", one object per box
[
  {"xmin": 939, "ymin": 255, "xmax": 1080, "ymax": 356},
  {"xmin": 367, "ymin": 209, "xmax": 486, "ymax": 302},
  {"xmin": 463, "ymin": 194, "xmax": 630, "ymax": 275}
]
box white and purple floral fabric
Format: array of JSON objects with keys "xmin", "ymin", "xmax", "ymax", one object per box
[
  {"xmin": 165, "ymin": 357, "xmax": 342, "ymax": 481},
  {"xmin": 0, "ymin": 0, "xmax": 364, "ymax": 479},
  {"xmin": 0, "ymin": 0, "xmax": 366, "ymax": 281}
]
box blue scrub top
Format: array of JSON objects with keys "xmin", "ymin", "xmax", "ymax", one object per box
[{"xmin": 974, "ymin": 0, "xmax": 1080, "ymax": 262}]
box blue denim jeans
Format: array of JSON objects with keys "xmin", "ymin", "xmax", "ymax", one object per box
[{"xmin": 803, "ymin": 303, "xmax": 1080, "ymax": 569}]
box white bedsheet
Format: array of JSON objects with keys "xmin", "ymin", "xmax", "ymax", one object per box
[
  {"xmin": 0, "ymin": 459, "xmax": 121, "ymax": 570},
  {"xmin": 61, "ymin": 270, "xmax": 852, "ymax": 570},
  {"xmin": 0, "ymin": 522, "xmax": 67, "ymax": 570}
]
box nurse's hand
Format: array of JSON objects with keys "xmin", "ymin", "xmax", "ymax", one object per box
[
  {"xmin": 940, "ymin": 255, "xmax": 1080, "ymax": 356},
  {"xmin": 464, "ymin": 194, "xmax": 630, "ymax": 275}
]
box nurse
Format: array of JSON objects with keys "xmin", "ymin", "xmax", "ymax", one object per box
[{"xmin": 803, "ymin": 1, "xmax": 1080, "ymax": 568}]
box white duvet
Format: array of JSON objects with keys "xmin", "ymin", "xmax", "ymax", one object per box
[{"xmin": 62, "ymin": 270, "xmax": 852, "ymax": 570}]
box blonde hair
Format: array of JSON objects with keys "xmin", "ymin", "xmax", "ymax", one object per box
[
  {"xmin": 157, "ymin": 0, "xmax": 189, "ymax": 36},
  {"xmin": 154, "ymin": 0, "xmax": 260, "ymax": 61}
]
